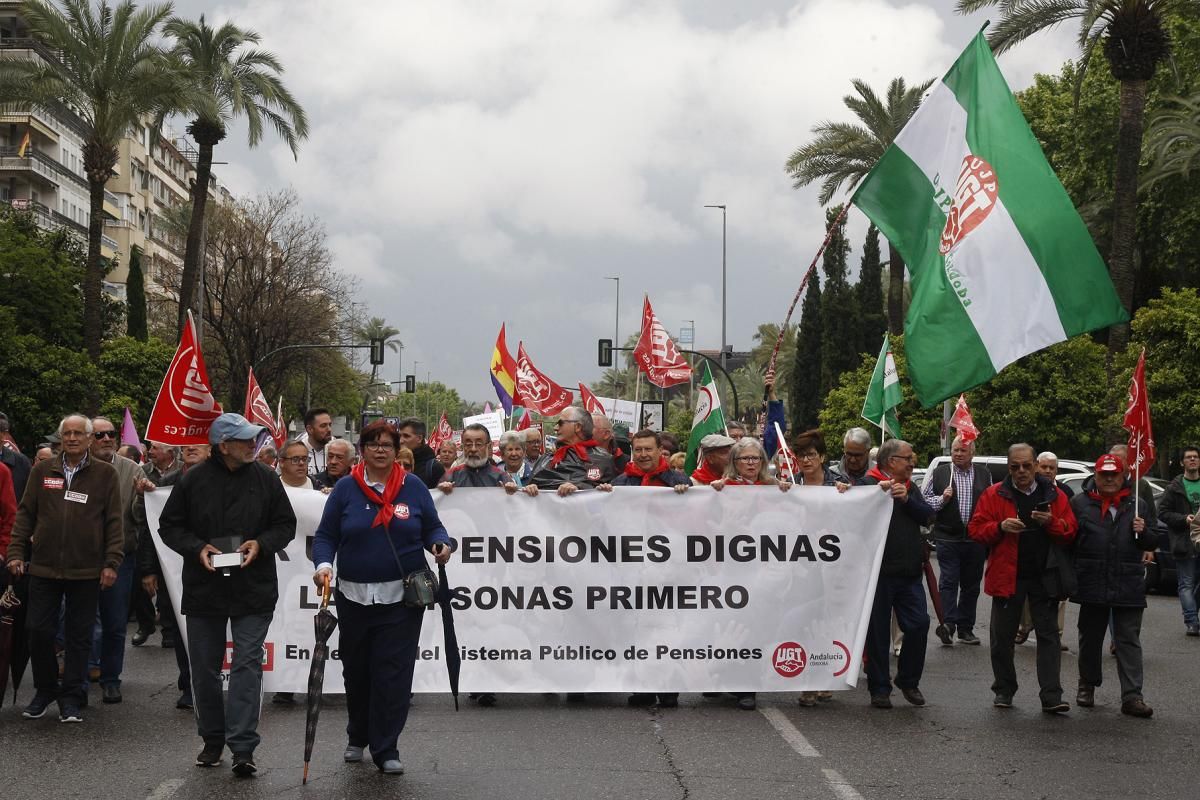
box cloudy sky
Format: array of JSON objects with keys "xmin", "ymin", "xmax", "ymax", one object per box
[{"xmin": 169, "ymin": 0, "xmax": 1077, "ymax": 405}]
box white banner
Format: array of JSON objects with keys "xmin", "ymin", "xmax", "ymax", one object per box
[
  {"xmin": 462, "ymin": 409, "xmax": 506, "ymax": 440},
  {"xmin": 146, "ymin": 485, "xmax": 892, "ymax": 693}
]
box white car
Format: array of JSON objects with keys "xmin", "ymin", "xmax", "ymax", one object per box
[{"xmin": 920, "ymin": 455, "xmax": 1093, "ymax": 490}]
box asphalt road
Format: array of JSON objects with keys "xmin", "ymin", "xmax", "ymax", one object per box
[{"xmin": 2, "ymin": 591, "xmax": 1197, "ymax": 800}]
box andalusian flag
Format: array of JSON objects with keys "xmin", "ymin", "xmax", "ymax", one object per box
[
  {"xmin": 489, "ymin": 323, "xmax": 518, "ymax": 414},
  {"xmin": 852, "ymin": 32, "xmax": 1127, "ymax": 407},
  {"xmin": 684, "ymin": 362, "xmax": 727, "ymax": 474},
  {"xmin": 862, "ymin": 335, "xmax": 901, "ymax": 439}
]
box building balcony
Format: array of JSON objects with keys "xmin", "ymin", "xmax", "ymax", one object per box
[
  {"xmin": 101, "ymin": 232, "xmax": 119, "ymax": 251},
  {"xmin": 103, "ymin": 189, "xmax": 121, "ymax": 219},
  {"xmin": 0, "ymin": 36, "xmax": 63, "ymax": 69},
  {"xmin": 1, "ymin": 197, "xmax": 55, "ymax": 229},
  {"xmin": 0, "ymin": 108, "xmax": 59, "ymax": 143},
  {"xmin": 0, "ymin": 145, "xmax": 88, "ymax": 189}
]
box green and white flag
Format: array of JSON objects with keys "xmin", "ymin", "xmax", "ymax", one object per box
[
  {"xmin": 862, "ymin": 334, "xmax": 902, "ymax": 438},
  {"xmin": 852, "ymin": 32, "xmax": 1128, "ymax": 407},
  {"xmin": 684, "ymin": 362, "xmax": 727, "ymax": 474}
]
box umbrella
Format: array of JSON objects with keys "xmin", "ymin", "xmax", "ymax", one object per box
[
  {"xmin": 435, "ymin": 563, "xmax": 461, "ymax": 711},
  {"xmin": 302, "ymin": 577, "xmax": 338, "ymax": 785},
  {"xmin": 0, "ymin": 583, "xmax": 21, "ymax": 706},
  {"xmin": 922, "ymin": 547, "xmax": 946, "ymax": 625}
]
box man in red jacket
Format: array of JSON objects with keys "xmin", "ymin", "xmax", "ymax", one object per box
[{"xmin": 969, "ymin": 443, "xmax": 1077, "ymax": 713}]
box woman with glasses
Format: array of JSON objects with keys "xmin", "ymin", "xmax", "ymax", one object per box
[
  {"xmin": 710, "ymin": 438, "xmax": 792, "ymax": 492},
  {"xmin": 312, "ymin": 420, "xmax": 454, "ymax": 775}
]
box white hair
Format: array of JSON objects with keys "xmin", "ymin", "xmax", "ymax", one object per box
[
  {"xmin": 843, "ymin": 427, "xmax": 872, "ymax": 449},
  {"xmin": 1037, "ymin": 451, "xmax": 1058, "ymax": 464},
  {"xmin": 58, "ymin": 414, "xmax": 92, "ymax": 435},
  {"xmin": 325, "ymin": 438, "xmax": 353, "ymax": 458}
]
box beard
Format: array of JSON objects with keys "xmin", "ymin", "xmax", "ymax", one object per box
[{"xmin": 465, "ymin": 454, "xmax": 490, "ymax": 468}]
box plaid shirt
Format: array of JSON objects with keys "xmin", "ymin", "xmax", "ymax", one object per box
[
  {"xmin": 922, "ymin": 463, "xmax": 983, "ymax": 522},
  {"xmin": 62, "ymin": 451, "xmax": 89, "ymax": 490}
]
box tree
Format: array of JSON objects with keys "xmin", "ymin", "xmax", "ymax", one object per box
[
  {"xmin": 126, "ymin": 246, "xmax": 147, "ymax": 340},
  {"xmin": 354, "ymin": 316, "xmax": 401, "ymax": 403},
  {"xmin": 748, "ymin": 323, "xmax": 796, "ymax": 400},
  {"xmin": 956, "ymin": 0, "xmax": 1197, "ymax": 356},
  {"xmin": 789, "ymin": 272, "xmax": 822, "ymax": 431},
  {"xmin": 97, "ymin": 335, "xmax": 173, "ymax": 422},
  {"xmin": 164, "ymin": 13, "xmax": 308, "ymax": 335},
  {"xmin": 818, "ymin": 204, "xmax": 860, "ymax": 397},
  {"xmin": 856, "ymin": 224, "xmax": 888, "ymax": 357},
  {"xmin": 0, "ymin": 0, "xmax": 178, "ymax": 378},
  {"xmin": 0, "ymin": 202, "xmax": 85, "ymax": 349},
  {"xmin": 785, "ymin": 77, "xmax": 933, "ymax": 335}
]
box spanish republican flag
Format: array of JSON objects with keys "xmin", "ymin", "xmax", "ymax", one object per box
[{"xmin": 490, "ymin": 323, "xmax": 518, "ymax": 414}]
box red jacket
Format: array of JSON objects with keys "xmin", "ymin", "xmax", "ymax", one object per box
[
  {"xmin": 968, "ymin": 475, "xmax": 1077, "ymax": 598},
  {"xmin": 0, "ymin": 461, "xmax": 14, "ymax": 559}
]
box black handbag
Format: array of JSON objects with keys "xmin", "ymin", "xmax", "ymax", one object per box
[
  {"xmin": 1042, "ymin": 540, "xmax": 1077, "ymax": 601},
  {"xmin": 382, "ymin": 527, "xmax": 439, "ymax": 609}
]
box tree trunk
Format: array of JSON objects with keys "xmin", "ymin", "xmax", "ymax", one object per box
[
  {"xmin": 177, "ymin": 138, "xmax": 216, "ymax": 336},
  {"xmin": 887, "ymin": 244, "xmax": 905, "ymax": 336},
  {"xmin": 1106, "ymin": 78, "xmax": 1148, "ymax": 357},
  {"xmin": 83, "ymin": 177, "xmax": 107, "ymax": 412}
]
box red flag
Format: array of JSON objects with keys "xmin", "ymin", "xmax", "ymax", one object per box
[
  {"xmin": 244, "ymin": 368, "xmax": 284, "ymax": 449},
  {"xmin": 145, "ymin": 312, "xmax": 224, "ymax": 445},
  {"xmin": 632, "ymin": 296, "xmax": 692, "ymax": 388},
  {"xmin": 274, "ymin": 396, "xmax": 287, "ymax": 449},
  {"xmin": 514, "ymin": 343, "xmax": 573, "ymax": 416},
  {"xmin": 948, "ymin": 394, "xmax": 979, "ymax": 443},
  {"xmin": 1122, "ymin": 349, "xmax": 1156, "ymax": 475},
  {"xmin": 513, "ymin": 408, "xmax": 531, "ymax": 431},
  {"xmin": 427, "ymin": 412, "xmax": 453, "ymax": 451},
  {"xmin": 578, "ymin": 383, "xmax": 606, "ymax": 415}
]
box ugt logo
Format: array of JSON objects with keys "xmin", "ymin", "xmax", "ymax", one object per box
[
  {"xmin": 939, "ymin": 155, "xmax": 998, "ymax": 255},
  {"xmin": 772, "ymin": 642, "xmax": 806, "ymax": 677}
]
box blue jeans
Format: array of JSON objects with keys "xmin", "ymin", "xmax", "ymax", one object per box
[
  {"xmin": 187, "ymin": 613, "xmax": 272, "ymax": 753},
  {"xmin": 88, "ymin": 556, "xmax": 135, "ymax": 687},
  {"xmin": 1177, "ymin": 555, "xmax": 1199, "ymax": 626},
  {"xmin": 865, "ymin": 574, "xmax": 929, "ymax": 697},
  {"xmin": 935, "ymin": 540, "xmax": 987, "ymax": 634}
]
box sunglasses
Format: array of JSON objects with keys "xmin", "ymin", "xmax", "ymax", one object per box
[{"xmin": 93, "ymin": 430, "xmax": 118, "ymax": 439}]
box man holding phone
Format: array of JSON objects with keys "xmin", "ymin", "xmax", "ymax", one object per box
[
  {"xmin": 969, "ymin": 443, "xmax": 1078, "ymax": 713},
  {"xmin": 159, "ymin": 414, "xmax": 297, "ymax": 777}
]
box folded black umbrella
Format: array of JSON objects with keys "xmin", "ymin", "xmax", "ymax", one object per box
[
  {"xmin": 0, "ymin": 584, "xmax": 19, "ymax": 706},
  {"xmin": 436, "ymin": 563, "xmax": 461, "ymax": 711},
  {"xmin": 302, "ymin": 578, "xmax": 338, "ymax": 785}
]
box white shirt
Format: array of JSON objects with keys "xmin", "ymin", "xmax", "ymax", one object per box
[{"xmin": 317, "ymin": 478, "xmax": 408, "ymax": 605}]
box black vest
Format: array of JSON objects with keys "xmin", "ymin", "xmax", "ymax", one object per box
[{"xmin": 929, "ymin": 463, "xmax": 991, "ymax": 541}]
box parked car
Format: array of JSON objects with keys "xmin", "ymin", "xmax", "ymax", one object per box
[{"xmin": 919, "ymin": 455, "xmax": 1093, "ymax": 490}]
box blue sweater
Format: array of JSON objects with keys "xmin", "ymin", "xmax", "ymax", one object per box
[{"xmin": 312, "ymin": 473, "xmax": 451, "ymax": 583}]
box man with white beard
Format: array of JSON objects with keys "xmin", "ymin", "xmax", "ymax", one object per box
[{"xmin": 437, "ymin": 425, "xmax": 522, "ymax": 494}]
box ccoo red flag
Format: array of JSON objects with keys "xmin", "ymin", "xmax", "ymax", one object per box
[
  {"xmin": 1122, "ymin": 349, "xmax": 1156, "ymax": 475},
  {"xmin": 632, "ymin": 295, "xmax": 692, "ymax": 388},
  {"xmin": 427, "ymin": 412, "xmax": 454, "ymax": 452},
  {"xmin": 244, "ymin": 368, "xmax": 285, "ymax": 450},
  {"xmin": 512, "ymin": 408, "xmax": 532, "ymax": 431},
  {"xmin": 948, "ymin": 394, "xmax": 979, "ymax": 443},
  {"xmin": 145, "ymin": 312, "xmax": 224, "ymax": 445},
  {"xmin": 578, "ymin": 383, "xmax": 606, "ymax": 415},
  {"xmin": 514, "ymin": 343, "xmax": 574, "ymax": 416}
]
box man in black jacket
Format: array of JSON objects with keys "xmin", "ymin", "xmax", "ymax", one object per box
[
  {"xmin": 528, "ymin": 407, "xmax": 614, "ymax": 495},
  {"xmin": 1157, "ymin": 444, "xmax": 1200, "ymax": 636},
  {"xmin": 159, "ymin": 414, "xmax": 297, "ymax": 777},
  {"xmin": 921, "ymin": 436, "xmax": 991, "ymax": 646},
  {"xmin": 397, "ymin": 417, "xmax": 446, "ymax": 489}
]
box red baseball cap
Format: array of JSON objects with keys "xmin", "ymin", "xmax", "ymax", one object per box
[{"xmin": 1095, "ymin": 454, "xmax": 1124, "ymax": 474}]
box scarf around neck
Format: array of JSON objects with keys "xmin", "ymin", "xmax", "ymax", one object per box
[
  {"xmin": 1088, "ymin": 485, "xmax": 1129, "ymax": 520},
  {"xmin": 551, "ymin": 439, "xmax": 599, "ymax": 467},
  {"xmin": 351, "ymin": 460, "xmax": 408, "ymax": 528},
  {"xmin": 624, "ymin": 457, "xmax": 670, "ymax": 485},
  {"xmin": 867, "ymin": 464, "xmax": 910, "ymax": 489},
  {"xmin": 691, "ymin": 461, "xmax": 723, "ymax": 485}
]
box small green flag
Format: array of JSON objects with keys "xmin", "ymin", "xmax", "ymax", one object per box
[
  {"xmin": 684, "ymin": 362, "xmax": 727, "ymax": 474},
  {"xmin": 862, "ymin": 335, "xmax": 902, "ymax": 438}
]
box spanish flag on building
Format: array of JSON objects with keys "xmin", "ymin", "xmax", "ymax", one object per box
[
  {"xmin": 489, "ymin": 323, "xmax": 518, "ymax": 414},
  {"xmin": 17, "ymin": 131, "xmax": 31, "ymax": 157}
]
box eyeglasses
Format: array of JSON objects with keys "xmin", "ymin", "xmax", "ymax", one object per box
[
  {"xmin": 1009, "ymin": 463, "xmax": 1035, "ymax": 471},
  {"xmin": 282, "ymin": 456, "xmax": 308, "ymax": 465},
  {"xmin": 736, "ymin": 456, "xmax": 763, "ymax": 463},
  {"xmin": 93, "ymin": 430, "xmax": 118, "ymax": 439},
  {"xmin": 844, "ymin": 449, "xmax": 868, "ymax": 459},
  {"xmin": 364, "ymin": 442, "xmax": 395, "ymax": 451},
  {"xmin": 555, "ymin": 419, "xmax": 578, "ymax": 427},
  {"xmin": 797, "ymin": 451, "xmax": 821, "ymax": 461},
  {"xmin": 889, "ymin": 454, "xmax": 916, "ymax": 464}
]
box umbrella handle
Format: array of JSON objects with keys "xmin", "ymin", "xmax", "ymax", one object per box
[{"xmin": 320, "ymin": 575, "xmax": 332, "ymax": 610}]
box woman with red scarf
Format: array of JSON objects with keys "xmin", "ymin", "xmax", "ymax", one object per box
[
  {"xmin": 312, "ymin": 421, "xmax": 453, "ymax": 775},
  {"xmin": 710, "ymin": 438, "xmax": 792, "ymax": 492}
]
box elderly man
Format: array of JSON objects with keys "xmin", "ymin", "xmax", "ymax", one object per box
[
  {"xmin": 726, "ymin": 421, "xmax": 748, "ymax": 441},
  {"xmin": 436, "ymin": 439, "xmax": 460, "ymax": 471},
  {"xmin": 86, "ymin": 416, "xmax": 147, "ymax": 703},
  {"xmin": 1158, "ymin": 444, "xmax": 1200, "ymax": 636},
  {"xmin": 499, "ymin": 431, "xmax": 533, "ymax": 485},
  {"xmin": 524, "ymin": 427, "xmax": 545, "ymax": 462},
  {"xmin": 690, "ymin": 434, "xmax": 735, "ymax": 485},
  {"xmin": 592, "ymin": 413, "xmax": 629, "ymax": 472},
  {"xmin": 831, "ymin": 427, "xmax": 874, "ymax": 483},
  {"xmin": 861, "ymin": 438, "xmax": 936, "ymax": 709},
  {"xmin": 439, "ymin": 424, "xmax": 519, "ymax": 493},
  {"xmin": 159, "ymin": 414, "xmax": 297, "ymax": 776},
  {"xmin": 314, "ymin": 438, "xmax": 354, "ymax": 491},
  {"xmin": 7, "ymin": 414, "xmax": 124, "ymax": 723},
  {"xmin": 529, "ymin": 407, "xmax": 614, "ymax": 496},
  {"xmin": 1015, "ymin": 452, "xmax": 1076, "ymax": 649},
  {"xmin": 922, "ymin": 435, "xmax": 992, "ymax": 647},
  {"xmin": 256, "ymin": 444, "xmax": 277, "ymax": 469},
  {"xmin": 303, "ymin": 408, "xmax": 334, "ymax": 476},
  {"xmin": 396, "ymin": 417, "xmax": 446, "ymax": 489},
  {"xmin": 130, "ymin": 442, "xmax": 180, "ymax": 647},
  {"xmin": 969, "ymin": 443, "xmax": 1077, "ymax": 713}
]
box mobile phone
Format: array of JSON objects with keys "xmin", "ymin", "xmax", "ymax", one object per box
[{"xmin": 1035, "ymin": 501, "xmax": 1050, "ymax": 512}]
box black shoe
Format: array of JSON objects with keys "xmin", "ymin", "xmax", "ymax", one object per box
[
  {"xmin": 1121, "ymin": 698, "xmax": 1153, "ymax": 718},
  {"xmin": 935, "ymin": 623, "xmax": 954, "ymax": 646},
  {"xmin": 22, "ymin": 692, "xmax": 55, "ymax": 720},
  {"xmin": 232, "ymin": 752, "xmax": 257, "ymax": 777},
  {"xmin": 701, "ymin": 692, "xmax": 720, "ymax": 698},
  {"xmin": 196, "ymin": 741, "xmax": 224, "ymax": 767},
  {"xmin": 627, "ymin": 693, "xmax": 656, "ymax": 707},
  {"xmin": 102, "ymin": 684, "xmax": 122, "ymax": 704},
  {"xmin": 657, "ymin": 694, "xmax": 679, "ymax": 708},
  {"xmin": 901, "ymin": 687, "xmax": 926, "ymax": 706},
  {"xmin": 957, "ymin": 631, "xmax": 981, "ymax": 646},
  {"xmin": 1076, "ymin": 686, "xmax": 1094, "ymax": 708},
  {"xmin": 476, "ymin": 692, "xmax": 497, "ymax": 707},
  {"xmin": 736, "ymin": 695, "xmax": 756, "ymax": 711},
  {"xmin": 993, "ymin": 694, "xmax": 1013, "ymax": 708},
  {"xmin": 1041, "ymin": 700, "xmax": 1070, "ymax": 714},
  {"xmin": 161, "ymin": 634, "xmax": 177, "ymax": 649},
  {"xmin": 272, "ymin": 692, "xmax": 296, "ymax": 705},
  {"xmin": 58, "ymin": 705, "xmax": 83, "ymax": 723},
  {"xmin": 131, "ymin": 627, "xmax": 154, "ymax": 647},
  {"xmin": 566, "ymin": 693, "xmax": 586, "ymax": 702},
  {"xmin": 176, "ymin": 691, "xmax": 193, "ymax": 710},
  {"xmin": 870, "ymin": 694, "xmax": 892, "ymax": 709},
  {"xmin": 1187, "ymin": 623, "xmax": 1199, "ymax": 637}
]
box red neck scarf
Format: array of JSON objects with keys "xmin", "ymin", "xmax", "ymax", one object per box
[
  {"xmin": 351, "ymin": 461, "xmax": 408, "ymax": 528},
  {"xmin": 691, "ymin": 461, "xmax": 723, "ymax": 485},
  {"xmin": 867, "ymin": 465, "xmax": 911, "ymax": 489},
  {"xmin": 624, "ymin": 457, "xmax": 670, "ymax": 485},
  {"xmin": 1088, "ymin": 485, "xmax": 1130, "ymax": 520},
  {"xmin": 551, "ymin": 439, "xmax": 599, "ymax": 467}
]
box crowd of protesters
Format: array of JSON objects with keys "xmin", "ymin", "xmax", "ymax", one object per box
[{"xmin": 1, "ymin": 388, "xmax": 1194, "ymax": 778}]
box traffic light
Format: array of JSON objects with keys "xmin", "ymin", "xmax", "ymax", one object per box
[
  {"xmin": 369, "ymin": 337, "xmax": 385, "ymax": 365},
  {"xmin": 405, "ymin": 375, "xmax": 416, "ymax": 393},
  {"xmin": 598, "ymin": 338, "xmax": 613, "ymax": 367}
]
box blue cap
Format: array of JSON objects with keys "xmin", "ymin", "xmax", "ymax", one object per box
[{"xmin": 208, "ymin": 413, "xmax": 266, "ymax": 445}]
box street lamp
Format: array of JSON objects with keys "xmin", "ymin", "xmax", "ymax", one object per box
[{"xmin": 703, "ymin": 204, "xmax": 727, "ymax": 371}]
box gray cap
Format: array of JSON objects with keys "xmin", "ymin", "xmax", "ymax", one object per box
[
  {"xmin": 700, "ymin": 433, "xmax": 736, "ymax": 450},
  {"xmin": 208, "ymin": 413, "xmax": 266, "ymax": 445}
]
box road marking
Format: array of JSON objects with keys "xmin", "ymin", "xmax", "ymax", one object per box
[
  {"xmin": 823, "ymin": 768, "xmax": 865, "ymax": 800},
  {"xmin": 758, "ymin": 705, "xmax": 820, "ymax": 757},
  {"xmin": 145, "ymin": 779, "xmax": 185, "ymax": 800}
]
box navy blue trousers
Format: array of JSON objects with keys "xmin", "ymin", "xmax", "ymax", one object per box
[
  {"xmin": 935, "ymin": 540, "xmax": 987, "ymax": 634},
  {"xmin": 865, "ymin": 574, "xmax": 929, "ymax": 697}
]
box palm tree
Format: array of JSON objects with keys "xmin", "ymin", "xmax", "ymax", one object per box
[
  {"xmin": 956, "ymin": 0, "xmax": 1190, "ymax": 353},
  {"xmin": 0, "ymin": 0, "xmax": 177, "ymax": 369},
  {"xmin": 354, "ymin": 316, "xmax": 400, "ymax": 389},
  {"xmin": 785, "ymin": 77, "xmax": 932, "ymax": 335},
  {"xmin": 164, "ymin": 14, "xmax": 308, "ymax": 335},
  {"xmin": 1142, "ymin": 92, "xmax": 1200, "ymax": 185}
]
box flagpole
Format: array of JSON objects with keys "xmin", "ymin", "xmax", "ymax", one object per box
[
  {"xmin": 879, "ymin": 420, "xmax": 887, "ymax": 444},
  {"xmin": 1135, "ymin": 431, "xmax": 1141, "ymax": 524},
  {"xmin": 773, "ymin": 422, "xmax": 794, "ymax": 481}
]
